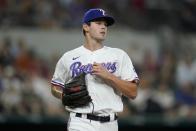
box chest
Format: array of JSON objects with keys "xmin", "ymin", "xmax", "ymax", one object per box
[{"xmin": 66, "ymin": 51, "xmax": 122, "ymax": 77}]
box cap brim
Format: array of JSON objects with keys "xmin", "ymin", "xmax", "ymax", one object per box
[
  {"xmin": 103, "ymin": 16, "xmax": 115, "ymax": 26},
  {"xmin": 89, "ymin": 16, "xmax": 115, "ymax": 26}
]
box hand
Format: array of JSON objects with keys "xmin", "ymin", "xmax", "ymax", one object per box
[{"xmin": 92, "ymin": 62, "xmax": 112, "ymax": 80}]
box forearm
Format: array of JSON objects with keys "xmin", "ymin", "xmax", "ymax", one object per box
[
  {"xmin": 104, "ymin": 74, "xmax": 138, "ymax": 99},
  {"xmin": 51, "ymin": 85, "xmax": 63, "ymax": 100}
]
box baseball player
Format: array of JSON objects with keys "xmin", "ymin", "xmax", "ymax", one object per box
[{"xmin": 51, "ymin": 8, "xmax": 139, "ymax": 131}]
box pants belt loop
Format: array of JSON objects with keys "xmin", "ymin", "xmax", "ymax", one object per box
[{"xmin": 75, "ymin": 113, "xmax": 82, "ymax": 117}]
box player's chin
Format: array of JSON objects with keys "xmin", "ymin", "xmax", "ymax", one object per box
[{"xmin": 97, "ymin": 36, "xmax": 106, "ymax": 41}]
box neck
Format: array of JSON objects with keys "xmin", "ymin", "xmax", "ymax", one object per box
[{"xmin": 84, "ymin": 38, "xmax": 103, "ymax": 51}]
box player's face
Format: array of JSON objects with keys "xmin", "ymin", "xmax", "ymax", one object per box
[{"xmin": 88, "ymin": 20, "xmax": 108, "ymax": 41}]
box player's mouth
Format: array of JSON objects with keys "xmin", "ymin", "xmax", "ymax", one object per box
[{"xmin": 100, "ymin": 32, "xmax": 105, "ymax": 35}]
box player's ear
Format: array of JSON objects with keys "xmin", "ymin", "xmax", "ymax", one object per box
[{"xmin": 83, "ymin": 24, "xmax": 89, "ymax": 32}]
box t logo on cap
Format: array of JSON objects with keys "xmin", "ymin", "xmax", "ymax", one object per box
[
  {"xmin": 99, "ymin": 9, "xmax": 106, "ymax": 16},
  {"xmin": 82, "ymin": 8, "xmax": 115, "ymax": 26}
]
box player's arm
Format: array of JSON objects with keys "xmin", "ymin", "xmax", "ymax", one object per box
[
  {"xmin": 51, "ymin": 56, "xmax": 66, "ymax": 100},
  {"xmin": 92, "ymin": 62, "xmax": 139, "ymax": 99},
  {"xmin": 103, "ymin": 75, "xmax": 138, "ymax": 99},
  {"xmin": 51, "ymin": 85, "xmax": 63, "ymax": 100}
]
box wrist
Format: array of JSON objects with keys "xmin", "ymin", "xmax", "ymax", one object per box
[
  {"xmin": 104, "ymin": 73, "xmax": 117, "ymax": 85},
  {"xmin": 60, "ymin": 92, "xmax": 63, "ymax": 100}
]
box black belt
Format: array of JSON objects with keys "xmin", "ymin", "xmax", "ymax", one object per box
[{"xmin": 75, "ymin": 113, "xmax": 118, "ymax": 122}]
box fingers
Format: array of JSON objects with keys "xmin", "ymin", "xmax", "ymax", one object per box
[
  {"xmin": 92, "ymin": 62, "xmax": 102, "ymax": 74},
  {"xmin": 92, "ymin": 62, "xmax": 110, "ymax": 80},
  {"xmin": 93, "ymin": 62, "xmax": 100, "ymax": 67},
  {"xmin": 92, "ymin": 67, "xmax": 99, "ymax": 74},
  {"xmin": 93, "ymin": 62, "xmax": 100, "ymax": 70}
]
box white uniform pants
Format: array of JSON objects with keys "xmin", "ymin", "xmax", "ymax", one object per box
[{"xmin": 67, "ymin": 113, "xmax": 118, "ymax": 131}]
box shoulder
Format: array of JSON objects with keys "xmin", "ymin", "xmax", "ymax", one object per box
[
  {"xmin": 105, "ymin": 46, "xmax": 132, "ymax": 61},
  {"xmin": 105, "ymin": 46, "xmax": 127, "ymax": 55},
  {"xmin": 61, "ymin": 46, "xmax": 82, "ymax": 59}
]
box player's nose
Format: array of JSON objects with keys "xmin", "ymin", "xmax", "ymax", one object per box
[{"xmin": 101, "ymin": 24, "xmax": 106, "ymax": 30}]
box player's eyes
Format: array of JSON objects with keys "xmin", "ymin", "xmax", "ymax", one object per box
[
  {"xmin": 95, "ymin": 21, "xmax": 107, "ymax": 26},
  {"xmin": 95, "ymin": 21, "xmax": 102, "ymax": 25}
]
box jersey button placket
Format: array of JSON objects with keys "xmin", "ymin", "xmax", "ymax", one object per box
[
  {"xmin": 89, "ymin": 53, "xmax": 96, "ymax": 92},
  {"xmin": 90, "ymin": 53, "xmax": 95, "ymax": 63}
]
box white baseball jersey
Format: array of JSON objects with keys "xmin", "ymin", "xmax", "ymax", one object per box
[{"xmin": 51, "ymin": 45, "xmax": 139, "ymax": 115}]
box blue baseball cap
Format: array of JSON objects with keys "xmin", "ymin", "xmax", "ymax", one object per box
[{"xmin": 82, "ymin": 8, "xmax": 115, "ymax": 26}]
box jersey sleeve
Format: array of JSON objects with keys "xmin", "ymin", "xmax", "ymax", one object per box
[
  {"xmin": 120, "ymin": 52, "xmax": 139, "ymax": 82},
  {"xmin": 51, "ymin": 57, "xmax": 67, "ymax": 88}
]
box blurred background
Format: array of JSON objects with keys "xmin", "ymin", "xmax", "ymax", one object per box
[{"xmin": 0, "ymin": 0, "xmax": 196, "ymax": 130}]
